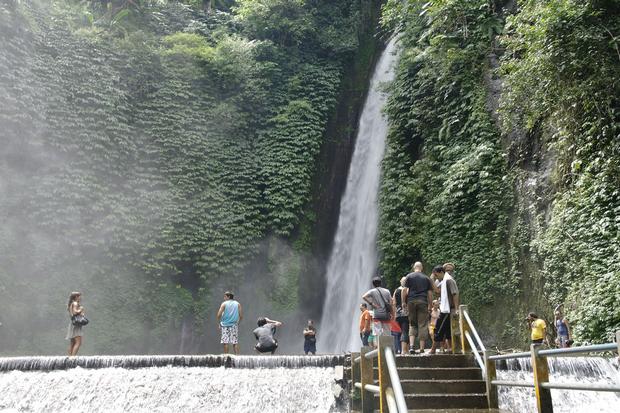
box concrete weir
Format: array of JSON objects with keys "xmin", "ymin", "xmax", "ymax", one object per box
[{"xmin": 0, "ymin": 354, "xmax": 346, "ymax": 372}]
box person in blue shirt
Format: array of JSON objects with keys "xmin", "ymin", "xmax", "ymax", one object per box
[{"xmin": 216, "ymin": 291, "xmax": 243, "ymax": 354}]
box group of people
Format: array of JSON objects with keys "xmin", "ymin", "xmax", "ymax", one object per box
[
  {"xmin": 526, "ymin": 307, "xmax": 572, "ymax": 347},
  {"xmin": 64, "ymin": 290, "xmax": 317, "ymax": 356},
  {"xmin": 66, "ymin": 275, "xmax": 572, "ymax": 357},
  {"xmin": 360, "ymin": 262, "xmax": 459, "ymax": 354},
  {"xmin": 217, "ymin": 291, "xmax": 317, "ymax": 355}
]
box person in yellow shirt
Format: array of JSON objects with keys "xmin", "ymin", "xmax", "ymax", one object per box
[{"xmin": 527, "ymin": 312, "xmax": 547, "ymax": 345}]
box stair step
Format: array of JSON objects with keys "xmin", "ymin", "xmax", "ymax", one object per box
[
  {"xmin": 404, "ymin": 393, "xmax": 489, "ymax": 409},
  {"xmin": 395, "ymin": 367, "xmax": 483, "ymax": 380},
  {"xmin": 399, "ymin": 379, "xmax": 486, "ymax": 394},
  {"xmin": 395, "ymin": 354, "xmax": 477, "ymax": 368}
]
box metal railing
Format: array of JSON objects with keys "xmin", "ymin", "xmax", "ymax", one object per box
[
  {"xmin": 351, "ymin": 335, "xmax": 408, "ymax": 413},
  {"xmin": 459, "ymin": 305, "xmax": 620, "ymax": 413},
  {"xmin": 458, "ymin": 305, "xmax": 498, "ymax": 408}
]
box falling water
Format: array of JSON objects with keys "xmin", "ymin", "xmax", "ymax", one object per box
[
  {"xmin": 497, "ymin": 356, "xmax": 620, "ymax": 412},
  {"xmin": 319, "ymin": 37, "xmax": 400, "ymax": 353},
  {"xmin": 0, "ymin": 354, "xmax": 345, "ymax": 372},
  {"xmin": 0, "ymin": 366, "xmax": 341, "ymax": 412},
  {"xmin": 0, "ymin": 355, "xmax": 347, "ymax": 412}
]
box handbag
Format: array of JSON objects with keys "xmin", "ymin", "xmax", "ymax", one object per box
[{"xmin": 71, "ymin": 314, "xmax": 89, "ymax": 326}]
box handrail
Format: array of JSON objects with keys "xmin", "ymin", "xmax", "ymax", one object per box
[
  {"xmin": 384, "ymin": 346, "xmax": 408, "ymax": 413},
  {"xmin": 540, "ymin": 382, "xmax": 620, "ymax": 392},
  {"xmin": 463, "ymin": 310, "xmax": 486, "ymax": 352},
  {"xmin": 489, "ymin": 351, "xmax": 531, "ymax": 361},
  {"xmin": 459, "ymin": 307, "xmax": 620, "ymax": 413},
  {"xmin": 351, "ymin": 335, "xmax": 408, "ymax": 413},
  {"xmin": 538, "ymin": 342, "xmax": 617, "ymax": 357},
  {"xmin": 464, "ymin": 330, "xmax": 486, "ymax": 376},
  {"xmin": 385, "ymin": 388, "xmax": 397, "ymax": 413}
]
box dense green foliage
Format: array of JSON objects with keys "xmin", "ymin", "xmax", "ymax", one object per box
[
  {"xmin": 380, "ymin": 0, "xmax": 619, "ymax": 346},
  {"xmin": 0, "ymin": 0, "xmax": 365, "ymax": 354},
  {"xmin": 379, "ymin": 0, "xmax": 514, "ymax": 315},
  {"xmin": 499, "ymin": 0, "xmax": 620, "ymax": 342}
]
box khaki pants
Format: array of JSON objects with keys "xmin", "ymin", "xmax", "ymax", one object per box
[{"xmin": 407, "ymin": 300, "xmax": 429, "ymax": 341}]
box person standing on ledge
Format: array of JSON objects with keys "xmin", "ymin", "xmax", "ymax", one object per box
[
  {"xmin": 254, "ymin": 317, "xmax": 283, "ymax": 354},
  {"xmin": 217, "ymin": 291, "xmax": 243, "ymax": 355},
  {"xmin": 527, "ymin": 312, "xmax": 547, "ymax": 345},
  {"xmin": 554, "ymin": 310, "xmax": 571, "ymax": 348},
  {"xmin": 359, "ymin": 303, "xmax": 372, "ymax": 346},
  {"xmin": 303, "ymin": 319, "xmax": 317, "ymax": 355},
  {"xmin": 66, "ymin": 291, "xmax": 85, "ymax": 356}
]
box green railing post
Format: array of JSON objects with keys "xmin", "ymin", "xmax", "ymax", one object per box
[
  {"xmin": 484, "ymin": 351, "xmax": 499, "ymax": 408},
  {"xmin": 378, "ymin": 335, "xmax": 393, "ymax": 413},
  {"xmin": 531, "ymin": 344, "xmax": 553, "ymax": 413},
  {"xmin": 351, "ymin": 352, "xmax": 361, "ymax": 411},
  {"xmin": 360, "ymin": 346, "xmax": 374, "ymax": 413}
]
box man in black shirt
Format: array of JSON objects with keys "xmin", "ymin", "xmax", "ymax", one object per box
[{"xmin": 401, "ymin": 262, "xmax": 436, "ymax": 354}]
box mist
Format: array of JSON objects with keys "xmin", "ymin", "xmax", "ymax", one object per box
[{"xmin": 0, "ymin": 1, "xmax": 327, "ymax": 356}]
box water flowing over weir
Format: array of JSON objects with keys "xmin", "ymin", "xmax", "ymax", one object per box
[
  {"xmin": 497, "ymin": 356, "xmax": 620, "ymax": 412},
  {"xmin": 0, "ymin": 356, "xmax": 346, "ymax": 412},
  {"xmin": 319, "ymin": 37, "xmax": 400, "ymax": 353}
]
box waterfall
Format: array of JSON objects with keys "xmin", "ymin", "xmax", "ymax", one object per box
[
  {"xmin": 318, "ymin": 37, "xmax": 400, "ymax": 353},
  {"xmin": 497, "ymin": 356, "xmax": 620, "ymax": 412},
  {"xmin": 0, "ymin": 366, "xmax": 342, "ymax": 412}
]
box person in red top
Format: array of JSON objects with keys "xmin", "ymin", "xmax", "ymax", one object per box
[
  {"xmin": 389, "ymin": 319, "xmax": 402, "ymax": 354},
  {"xmin": 359, "ymin": 303, "xmax": 372, "ymax": 346}
]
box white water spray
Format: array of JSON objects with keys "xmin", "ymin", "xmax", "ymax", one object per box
[
  {"xmin": 319, "ymin": 38, "xmax": 400, "ymax": 353},
  {"xmin": 0, "ymin": 366, "xmax": 340, "ymax": 412},
  {"xmin": 497, "ymin": 356, "xmax": 620, "ymax": 412}
]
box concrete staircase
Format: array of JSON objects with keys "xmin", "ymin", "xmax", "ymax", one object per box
[{"xmin": 374, "ymin": 354, "xmax": 489, "ymax": 411}]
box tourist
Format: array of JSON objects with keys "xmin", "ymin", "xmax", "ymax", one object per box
[
  {"xmin": 527, "ymin": 313, "xmax": 547, "ymax": 345},
  {"xmin": 389, "ymin": 318, "xmax": 402, "ymax": 354},
  {"xmin": 359, "ymin": 303, "xmax": 372, "ymax": 346},
  {"xmin": 254, "ymin": 317, "xmax": 283, "ymax": 354},
  {"xmin": 216, "ymin": 291, "xmax": 243, "ymax": 355},
  {"xmin": 401, "ymin": 262, "xmax": 433, "ymax": 354},
  {"xmin": 430, "ymin": 265, "xmax": 459, "ymax": 354},
  {"xmin": 443, "ymin": 262, "xmax": 456, "ymax": 278},
  {"xmin": 554, "ymin": 310, "xmax": 571, "ymax": 348},
  {"xmin": 66, "ymin": 291, "xmax": 86, "ymax": 356},
  {"xmin": 429, "ymin": 299, "xmax": 441, "ymax": 351},
  {"xmin": 362, "ymin": 276, "xmax": 394, "ymax": 349},
  {"xmin": 393, "ymin": 276, "xmax": 410, "ymax": 354},
  {"xmin": 303, "ymin": 320, "xmax": 317, "ymax": 355}
]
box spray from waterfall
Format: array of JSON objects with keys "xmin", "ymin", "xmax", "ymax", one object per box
[{"xmin": 319, "ymin": 37, "xmax": 400, "ymax": 353}]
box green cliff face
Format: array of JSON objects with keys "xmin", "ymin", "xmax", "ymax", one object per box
[
  {"xmin": 0, "ymin": 0, "xmax": 382, "ymax": 354},
  {"xmin": 379, "ymin": 0, "xmax": 619, "ymax": 348}
]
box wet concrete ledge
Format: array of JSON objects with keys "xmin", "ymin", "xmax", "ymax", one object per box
[{"xmin": 0, "ymin": 354, "xmax": 346, "ymax": 372}]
